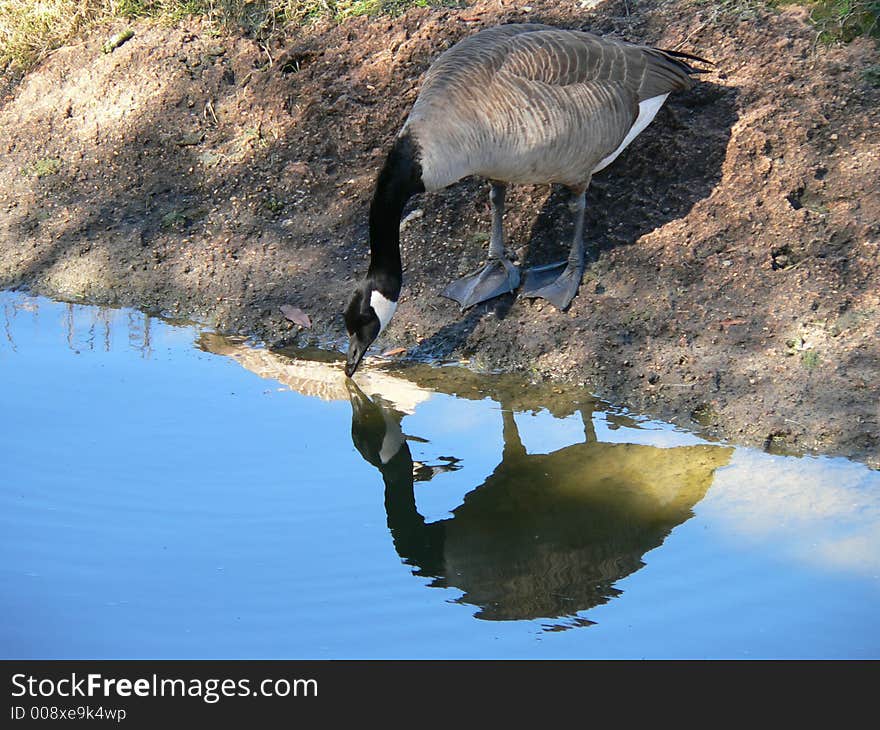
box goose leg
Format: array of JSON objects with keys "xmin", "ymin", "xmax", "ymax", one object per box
[
  {"xmin": 521, "ymin": 186, "xmax": 592, "ymax": 311},
  {"xmin": 441, "ymin": 182, "xmax": 521, "ymax": 310}
]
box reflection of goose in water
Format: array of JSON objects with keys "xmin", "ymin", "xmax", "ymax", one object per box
[
  {"xmin": 347, "ymin": 380, "xmax": 733, "ymax": 624},
  {"xmin": 197, "ymin": 332, "xmax": 432, "ymax": 414}
]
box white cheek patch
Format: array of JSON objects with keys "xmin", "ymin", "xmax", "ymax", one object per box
[{"xmin": 370, "ymin": 291, "xmax": 398, "ymax": 335}]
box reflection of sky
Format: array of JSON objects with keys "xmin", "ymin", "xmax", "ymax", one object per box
[
  {"xmin": 594, "ymin": 413, "xmax": 708, "ymax": 448},
  {"xmin": 513, "ymin": 409, "xmax": 590, "ymax": 454},
  {"xmin": 514, "ymin": 408, "xmax": 708, "ymax": 453},
  {"xmin": 703, "ymin": 450, "xmax": 880, "ymax": 577},
  {"xmin": 403, "ymin": 396, "xmax": 503, "ymax": 521}
]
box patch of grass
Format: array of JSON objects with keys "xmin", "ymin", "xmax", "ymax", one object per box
[
  {"xmin": 863, "ymin": 63, "xmax": 880, "ymax": 84},
  {"xmin": 0, "ymin": 1, "xmax": 137, "ymax": 74},
  {"xmin": 689, "ymin": 1, "xmax": 878, "ymax": 45},
  {"xmin": 768, "ymin": 0, "xmax": 879, "ymax": 44},
  {"xmin": 0, "ymin": 0, "xmax": 464, "ymax": 76},
  {"xmin": 690, "ymin": 402, "xmax": 719, "ymax": 426},
  {"xmin": 808, "ymin": 0, "xmax": 880, "ymax": 43},
  {"xmin": 23, "ymin": 157, "xmax": 62, "ymax": 178},
  {"xmin": 277, "ymin": 0, "xmax": 463, "ymax": 24},
  {"xmin": 263, "ymin": 194, "xmax": 285, "ymax": 213},
  {"xmin": 624, "ymin": 308, "xmax": 650, "ymax": 326},
  {"xmin": 161, "ymin": 208, "xmax": 188, "ymax": 228},
  {"xmin": 688, "ymin": 0, "xmax": 770, "ymax": 21},
  {"xmin": 800, "ymin": 349, "xmax": 820, "ymax": 369},
  {"xmin": 238, "ymin": 126, "xmax": 270, "ymax": 151},
  {"xmin": 332, "ymin": 0, "xmax": 458, "ymax": 20}
]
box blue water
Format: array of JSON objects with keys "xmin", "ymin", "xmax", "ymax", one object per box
[{"xmin": 1, "ymin": 291, "xmax": 878, "ymax": 659}]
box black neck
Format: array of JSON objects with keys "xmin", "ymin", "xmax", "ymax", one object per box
[{"xmin": 367, "ymin": 131, "xmax": 424, "ymax": 299}]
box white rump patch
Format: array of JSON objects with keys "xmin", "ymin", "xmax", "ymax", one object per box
[
  {"xmin": 592, "ymin": 93, "xmax": 670, "ymax": 174},
  {"xmin": 370, "ymin": 291, "xmax": 398, "ymax": 334}
]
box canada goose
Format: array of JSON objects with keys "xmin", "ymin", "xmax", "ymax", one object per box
[{"xmin": 344, "ymin": 23, "xmax": 709, "ymax": 377}]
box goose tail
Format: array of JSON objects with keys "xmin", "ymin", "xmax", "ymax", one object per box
[{"xmin": 656, "ymin": 48, "xmax": 715, "ymax": 75}]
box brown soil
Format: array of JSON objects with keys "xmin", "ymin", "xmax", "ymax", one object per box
[{"xmin": 1, "ymin": 1, "xmax": 878, "ymax": 466}]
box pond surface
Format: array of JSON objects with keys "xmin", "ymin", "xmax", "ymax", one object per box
[{"xmin": 1, "ymin": 290, "xmax": 878, "ymax": 659}]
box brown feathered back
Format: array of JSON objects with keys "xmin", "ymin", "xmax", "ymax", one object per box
[{"xmin": 403, "ymin": 24, "xmax": 704, "ymax": 190}]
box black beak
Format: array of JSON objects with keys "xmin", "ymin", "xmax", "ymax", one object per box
[{"xmin": 345, "ymin": 337, "xmax": 367, "ymax": 378}]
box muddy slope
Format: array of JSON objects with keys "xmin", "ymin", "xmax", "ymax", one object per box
[{"xmin": 1, "ymin": 1, "xmax": 878, "ymax": 465}]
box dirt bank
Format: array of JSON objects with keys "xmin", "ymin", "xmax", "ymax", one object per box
[{"xmin": 1, "ymin": 1, "xmax": 878, "ymax": 466}]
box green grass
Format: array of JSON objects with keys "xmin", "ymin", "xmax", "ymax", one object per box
[
  {"xmin": 694, "ymin": 0, "xmax": 878, "ymax": 43},
  {"xmin": 263, "ymin": 194, "xmax": 285, "ymax": 213},
  {"xmin": 862, "ymin": 63, "xmax": 880, "ymax": 84},
  {"xmin": 0, "ymin": 0, "xmax": 462, "ymax": 77},
  {"xmin": 800, "ymin": 349, "xmax": 820, "ymax": 369},
  {"xmin": 160, "ymin": 208, "xmax": 188, "ymax": 228},
  {"xmin": 1, "ymin": 1, "xmax": 145, "ymax": 74},
  {"xmin": 769, "ymin": 0, "xmax": 878, "ymax": 44},
  {"xmin": 2, "ymin": 1, "xmax": 876, "ymax": 78},
  {"xmin": 808, "ymin": 0, "xmax": 879, "ymax": 43},
  {"xmin": 23, "ymin": 157, "xmax": 62, "ymax": 178}
]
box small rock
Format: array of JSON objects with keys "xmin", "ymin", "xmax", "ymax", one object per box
[{"xmin": 400, "ymin": 209, "xmax": 423, "ymax": 231}]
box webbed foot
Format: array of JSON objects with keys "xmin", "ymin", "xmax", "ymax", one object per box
[
  {"xmin": 441, "ymin": 258, "xmax": 521, "ymax": 310},
  {"xmin": 520, "ymin": 261, "xmax": 584, "ymax": 311}
]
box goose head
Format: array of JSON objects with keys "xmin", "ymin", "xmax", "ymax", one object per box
[{"xmin": 344, "ymin": 277, "xmax": 398, "ymax": 377}]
